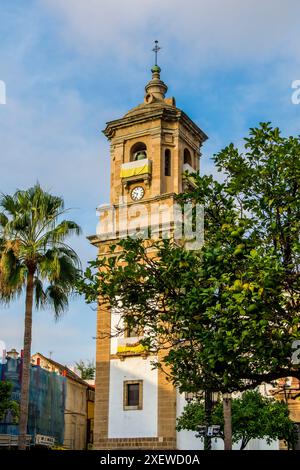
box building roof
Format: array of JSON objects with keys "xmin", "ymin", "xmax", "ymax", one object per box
[{"xmin": 32, "ymin": 352, "xmax": 91, "ymax": 388}]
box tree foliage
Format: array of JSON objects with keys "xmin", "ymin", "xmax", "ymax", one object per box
[
  {"xmin": 0, "ymin": 381, "xmax": 19, "ymax": 422},
  {"xmin": 75, "ymin": 359, "xmax": 95, "ymax": 380},
  {"xmin": 78, "ymin": 123, "xmax": 300, "ymax": 394},
  {"xmin": 0, "ymin": 184, "xmax": 82, "ymax": 315},
  {"xmin": 176, "ymin": 390, "xmax": 296, "ymax": 450}
]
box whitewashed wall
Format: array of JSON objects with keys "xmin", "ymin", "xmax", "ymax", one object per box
[
  {"xmin": 110, "ymin": 308, "xmax": 124, "ymax": 355},
  {"xmin": 108, "ymin": 357, "xmax": 158, "ymax": 438}
]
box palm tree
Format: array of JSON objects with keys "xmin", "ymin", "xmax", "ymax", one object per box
[{"xmin": 0, "ymin": 184, "xmax": 81, "ymax": 450}]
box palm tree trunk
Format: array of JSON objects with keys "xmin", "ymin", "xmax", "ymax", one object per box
[
  {"xmin": 223, "ymin": 394, "xmax": 232, "ymax": 450},
  {"xmin": 18, "ymin": 269, "xmax": 34, "ymax": 450}
]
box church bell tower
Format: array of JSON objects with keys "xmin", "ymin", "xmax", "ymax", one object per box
[{"xmin": 89, "ymin": 45, "xmax": 208, "ymax": 450}]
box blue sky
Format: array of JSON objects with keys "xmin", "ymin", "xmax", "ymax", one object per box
[{"xmin": 0, "ymin": 0, "xmax": 300, "ymax": 366}]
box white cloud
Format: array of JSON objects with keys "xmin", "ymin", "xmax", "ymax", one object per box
[
  {"xmin": 1, "ymin": 0, "xmax": 300, "ymax": 365},
  {"xmin": 43, "ymin": 0, "xmax": 300, "ymax": 70}
]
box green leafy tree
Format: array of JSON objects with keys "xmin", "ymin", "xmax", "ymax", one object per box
[
  {"xmin": 75, "ymin": 359, "xmax": 95, "ymax": 380},
  {"xmin": 0, "ymin": 184, "xmax": 81, "ymax": 449},
  {"xmin": 78, "ymin": 123, "xmax": 300, "ymax": 446},
  {"xmin": 177, "ymin": 390, "xmax": 296, "ymax": 450},
  {"xmin": 0, "ymin": 381, "xmax": 19, "ymax": 422}
]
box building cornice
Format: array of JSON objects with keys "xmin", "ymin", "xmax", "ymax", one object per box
[{"xmin": 103, "ymin": 107, "xmax": 208, "ymax": 143}]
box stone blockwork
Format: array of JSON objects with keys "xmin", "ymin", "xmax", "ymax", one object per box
[
  {"xmin": 157, "ymin": 352, "xmax": 177, "ymax": 441},
  {"xmin": 94, "ymin": 437, "xmax": 176, "ymax": 450},
  {"xmin": 93, "ymin": 305, "xmax": 111, "ymax": 446}
]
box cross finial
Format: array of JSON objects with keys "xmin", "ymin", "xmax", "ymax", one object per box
[{"xmin": 152, "ymin": 40, "xmax": 161, "ymax": 66}]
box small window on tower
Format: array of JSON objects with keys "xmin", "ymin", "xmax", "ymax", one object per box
[
  {"xmin": 184, "ymin": 148, "xmax": 192, "ymax": 166},
  {"xmin": 131, "ymin": 142, "xmax": 147, "ymax": 161},
  {"xmin": 123, "ymin": 380, "xmax": 143, "ymax": 410},
  {"xmin": 165, "ymin": 149, "xmax": 171, "ymax": 176},
  {"xmin": 124, "ymin": 321, "xmax": 142, "ymax": 338},
  {"xmin": 124, "ymin": 315, "xmax": 143, "ymax": 337}
]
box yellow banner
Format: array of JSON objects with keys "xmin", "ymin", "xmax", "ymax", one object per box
[{"xmin": 120, "ymin": 162, "xmax": 151, "ymax": 178}]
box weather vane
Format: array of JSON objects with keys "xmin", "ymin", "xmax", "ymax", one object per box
[{"xmin": 152, "ymin": 40, "xmax": 161, "ymax": 66}]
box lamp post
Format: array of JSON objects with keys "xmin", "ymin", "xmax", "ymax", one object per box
[{"xmin": 186, "ymin": 389, "xmax": 221, "ymax": 450}]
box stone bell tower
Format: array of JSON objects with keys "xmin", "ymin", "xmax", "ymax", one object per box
[
  {"xmin": 105, "ymin": 63, "xmax": 207, "ymax": 208},
  {"xmin": 89, "ymin": 50, "xmax": 207, "ymax": 450}
]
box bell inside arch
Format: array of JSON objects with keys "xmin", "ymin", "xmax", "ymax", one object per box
[{"xmin": 134, "ymin": 150, "xmax": 147, "ymax": 161}]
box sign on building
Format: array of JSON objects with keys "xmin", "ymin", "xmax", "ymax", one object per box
[{"xmin": 35, "ymin": 434, "xmax": 55, "ymax": 447}]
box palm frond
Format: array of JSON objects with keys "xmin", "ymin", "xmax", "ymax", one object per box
[
  {"xmin": 45, "ymin": 284, "xmax": 69, "ymax": 320},
  {"xmin": 34, "ymin": 278, "xmax": 47, "ymax": 309},
  {"xmin": 0, "ymin": 184, "xmax": 81, "ymax": 315},
  {"xmin": 0, "ymin": 212, "xmax": 8, "ymax": 229},
  {"xmin": 0, "ymin": 257, "xmax": 25, "ymax": 302},
  {"xmin": 38, "ymin": 220, "xmax": 82, "ymax": 247},
  {"xmin": 0, "ymin": 194, "xmax": 18, "ymax": 216}
]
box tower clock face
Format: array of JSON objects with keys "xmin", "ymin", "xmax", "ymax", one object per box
[{"xmin": 131, "ymin": 186, "xmax": 145, "ymax": 201}]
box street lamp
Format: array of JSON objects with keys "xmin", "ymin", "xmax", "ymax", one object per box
[
  {"xmin": 185, "ymin": 390, "xmax": 221, "ymax": 449},
  {"xmin": 185, "ymin": 391, "xmax": 204, "ymax": 403}
]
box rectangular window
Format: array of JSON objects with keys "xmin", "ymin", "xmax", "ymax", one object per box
[
  {"xmin": 88, "ymin": 389, "xmax": 95, "ymax": 402},
  {"xmin": 127, "ymin": 383, "xmax": 139, "ymax": 406},
  {"xmin": 125, "ymin": 322, "xmax": 141, "ymax": 338},
  {"xmin": 123, "ymin": 380, "xmax": 143, "ymax": 410},
  {"xmin": 124, "ymin": 316, "xmax": 143, "ymax": 338}
]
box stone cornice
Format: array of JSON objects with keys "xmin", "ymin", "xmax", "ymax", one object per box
[{"xmin": 103, "ymin": 107, "xmax": 208, "ymax": 143}]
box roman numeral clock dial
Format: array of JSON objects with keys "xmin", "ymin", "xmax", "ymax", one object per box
[{"xmin": 130, "ymin": 186, "xmax": 145, "ymax": 201}]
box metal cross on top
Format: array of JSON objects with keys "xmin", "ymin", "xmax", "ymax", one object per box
[{"xmin": 152, "ymin": 40, "xmax": 161, "ymax": 66}]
